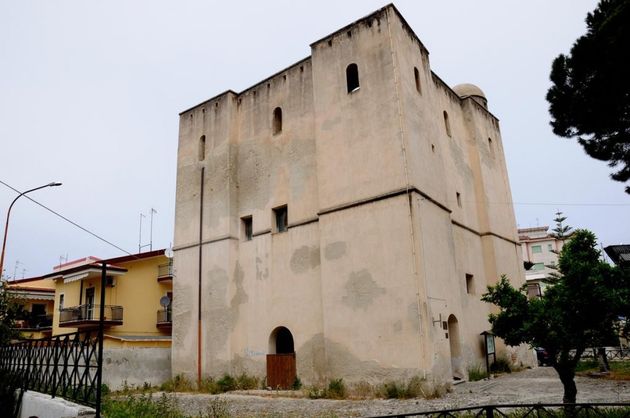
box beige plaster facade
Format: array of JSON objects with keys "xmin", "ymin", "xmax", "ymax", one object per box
[{"xmin": 172, "ymin": 5, "xmax": 533, "ymax": 385}]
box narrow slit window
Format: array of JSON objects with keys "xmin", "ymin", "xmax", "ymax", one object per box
[
  {"xmin": 346, "ymin": 63, "xmax": 360, "ymax": 93},
  {"xmin": 465, "ymin": 274, "xmax": 474, "ymax": 294},
  {"xmin": 273, "ymin": 107, "xmax": 282, "ymax": 135},
  {"xmin": 414, "ymin": 67, "xmax": 422, "ymax": 94},
  {"xmin": 242, "ymin": 216, "xmax": 253, "ymax": 241},
  {"xmin": 443, "ymin": 111, "xmax": 451, "ymax": 137},
  {"xmin": 199, "ymin": 135, "xmax": 206, "ymax": 161},
  {"xmin": 273, "ymin": 205, "xmax": 288, "ymax": 233},
  {"xmin": 456, "ymin": 192, "xmax": 462, "ymax": 208}
]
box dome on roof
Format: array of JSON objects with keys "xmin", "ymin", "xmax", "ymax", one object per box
[
  {"xmin": 452, "ymin": 83, "xmax": 486, "ymax": 99},
  {"xmin": 453, "ymin": 83, "xmax": 488, "ymax": 109}
]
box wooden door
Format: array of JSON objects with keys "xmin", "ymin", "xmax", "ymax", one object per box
[{"xmin": 266, "ymin": 353, "xmax": 296, "ymax": 389}]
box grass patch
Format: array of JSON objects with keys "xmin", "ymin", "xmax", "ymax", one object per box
[
  {"xmin": 160, "ymin": 374, "xmax": 196, "ymax": 392},
  {"xmin": 576, "ymin": 360, "xmax": 630, "ymax": 380},
  {"xmin": 378, "ymin": 376, "xmax": 449, "ymax": 399},
  {"xmin": 467, "ymin": 364, "xmax": 488, "ymax": 382},
  {"xmin": 307, "ymin": 378, "xmax": 347, "ymax": 399},
  {"xmin": 490, "ymin": 355, "xmax": 512, "ymax": 374},
  {"xmin": 102, "ymin": 393, "xmax": 185, "ymax": 418},
  {"xmin": 103, "ymin": 392, "xmax": 230, "ymax": 417},
  {"xmin": 160, "ymin": 372, "xmax": 262, "ymax": 394}
]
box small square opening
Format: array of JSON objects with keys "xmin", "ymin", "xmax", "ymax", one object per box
[{"xmin": 273, "ymin": 205, "xmax": 288, "ymax": 233}]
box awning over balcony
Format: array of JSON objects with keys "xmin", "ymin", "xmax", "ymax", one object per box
[{"xmin": 63, "ymin": 266, "xmax": 127, "ymax": 284}]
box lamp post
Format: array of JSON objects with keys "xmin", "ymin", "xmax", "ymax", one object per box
[{"xmin": 0, "ymin": 182, "xmax": 62, "ymax": 279}]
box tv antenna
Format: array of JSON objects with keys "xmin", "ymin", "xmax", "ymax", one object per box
[{"xmin": 138, "ymin": 208, "xmax": 158, "ymax": 253}]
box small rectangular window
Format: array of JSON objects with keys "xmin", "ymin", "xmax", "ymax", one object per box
[
  {"xmin": 456, "ymin": 192, "xmax": 462, "ymax": 208},
  {"xmin": 532, "ymin": 262, "xmax": 545, "ymax": 271},
  {"xmin": 465, "ymin": 274, "xmax": 474, "ymax": 294},
  {"xmin": 273, "ymin": 205, "xmax": 288, "ymax": 233},
  {"xmin": 59, "ymin": 294, "xmax": 64, "ymax": 310},
  {"xmin": 532, "ymin": 245, "xmax": 542, "ymax": 254},
  {"xmin": 241, "ymin": 216, "xmax": 253, "ymax": 241},
  {"xmin": 547, "ymin": 244, "xmax": 553, "ymax": 251}
]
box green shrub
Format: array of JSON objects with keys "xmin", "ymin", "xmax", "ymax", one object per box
[
  {"xmin": 160, "ymin": 374, "xmax": 195, "ymax": 392},
  {"xmin": 307, "ymin": 386, "xmax": 327, "ymax": 399},
  {"xmin": 292, "ymin": 376, "xmax": 303, "ymax": 390},
  {"xmin": 198, "ymin": 377, "xmax": 220, "ymax": 394},
  {"xmin": 349, "ymin": 380, "xmax": 375, "ymax": 399},
  {"xmin": 217, "ymin": 374, "xmax": 237, "ymax": 392},
  {"xmin": 491, "ymin": 355, "xmax": 512, "ymax": 373},
  {"xmin": 468, "ymin": 364, "xmax": 488, "ymax": 381},
  {"xmin": 378, "ymin": 376, "xmax": 447, "ymax": 399},
  {"xmin": 326, "ymin": 378, "xmax": 347, "ymax": 399},
  {"xmin": 235, "ymin": 373, "xmax": 259, "ymax": 390}
]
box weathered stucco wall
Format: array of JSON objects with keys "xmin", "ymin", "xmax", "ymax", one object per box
[
  {"xmin": 172, "ymin": 4, "xmax": 534, "ymax": 387},
  {"xmin": 102, "ymin": 347, "xmax": 171, "ymax": 390}
]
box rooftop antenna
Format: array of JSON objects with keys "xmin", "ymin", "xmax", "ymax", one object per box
[
  {"xmin": 138, "ymin": 212, "xmax": 146, "ymax": 253},
  {"xmin": 149, "ymin": 208, "xmax": 157, "ymax": 251},
  {"xmin": 13, "ymin": 260, "xmax": 22, "ymax": 280},
  {"xmin": 58, "ymin": 253, "xmax": 68, "ymax": 268},
  {"xmin": 21, "ymin": 267, "xmax": 26, "ymax": 279}
]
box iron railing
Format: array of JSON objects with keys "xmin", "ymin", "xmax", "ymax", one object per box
[
  {"xmin": 367, "ymin": 402, "xmax": 630, "ymax": 417},
  {"xmin": 0, "ymin": 330, "xmax": 100, "ymax": 411},
  {"xmin": 14, "ymin": 314, "xmax": 53, "ymax": 330},
  {"xmin": 157, "ymin": 262, "xmax": 173, "ymax": 280},
  {"xmin": 59, "ymin": 304, "xmax": 123, "ymax": 325},
  {"xmin": 157, "ymin": 308, "xmax": 172, "ymax": 326},
  {"xmin": 570, "ymin": 347, "xmax": 630, "ymax": 361}
]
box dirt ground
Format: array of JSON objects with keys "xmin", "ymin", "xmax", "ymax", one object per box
[{"xmin": 170, "ymin": 367, "xmax": 630, "ymax": 417}]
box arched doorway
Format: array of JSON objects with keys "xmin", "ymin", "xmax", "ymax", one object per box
[
  {"xmin": 447, "ymin": 314, "xmax": 463, "ymax": 379},
  {"xmin": 267, "ymin": 326, "xmax": 296, "ymax": 389}
]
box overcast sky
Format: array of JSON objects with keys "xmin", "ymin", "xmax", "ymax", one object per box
[{"xmin": 1, "ymin": 0, "xmax": 628, "ymax": 278}]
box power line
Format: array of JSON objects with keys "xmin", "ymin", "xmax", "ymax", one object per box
[
  {"xmin": 0, "ymin": 180, "xmax": 134, "ymax": 256},
  {"xmin": 512, "ymin": 202, "xmax": 629, "ymax": 207}
]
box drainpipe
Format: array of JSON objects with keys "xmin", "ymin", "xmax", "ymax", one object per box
[{"xmin": 197, "ymin": 167, "xmax": 205, "ymax": 386}]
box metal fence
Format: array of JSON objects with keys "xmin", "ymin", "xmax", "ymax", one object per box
[
  {"xmin": 157, "ymin": 262, "xmax": 173, "ymax": 279},
  {"xmin": 0, "ymin": 330, "xmax": 100, "ymax": 410},
  {"xmin": 367, "ymin": 402, "xmax": 630, "ymax": 417},
  {"xmin": 570, "ymin": 347, "xmax": 630, "ymax": 361},
  {"xmin": 59, "ymin": 304, "xmax": 123, "ymax": 324},
  {"xmin": 157, "ymin": 308, "xmax": 172, "ymax": 325}
]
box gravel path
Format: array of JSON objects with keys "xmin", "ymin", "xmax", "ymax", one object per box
[{"xmin": 168, "ymin": 368, "xmax": 630, "ymax": 417}]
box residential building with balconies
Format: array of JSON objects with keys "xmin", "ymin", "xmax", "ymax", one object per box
[
  {"xmin": 6, "ymin": 276, "xmax": 56, "ymax": 339},
  {"xmin": 22, "ymin": 249, "xmax": 173, "ymax": 389},
  {"xmin": 518, "ymin": 226, "xmax": 570, "ymax": 297}
]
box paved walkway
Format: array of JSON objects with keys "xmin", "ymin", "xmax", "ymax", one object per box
[{"xmin": 171, "ymin": 367, "xmax": 630, "ymax": 417}]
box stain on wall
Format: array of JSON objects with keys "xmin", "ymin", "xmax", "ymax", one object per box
[
  {"xmin": 324, "ymin": 241, "xmax": 347, "ymax": 260},
  {"xmin": 290, "ymin": 245, "xmax": 321, "ymax": 274},
  {"xmin": 342, "ymin": 270, "xmax": 386, "ymax": 310}
]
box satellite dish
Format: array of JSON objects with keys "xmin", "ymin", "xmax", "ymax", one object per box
[
  {"xmin": 160, "ymin": 295, "xmax": 171, "ymax": 307},
  {"xmin": 165, "ymin": 247, "xmax": 174, "ymax": 259}
]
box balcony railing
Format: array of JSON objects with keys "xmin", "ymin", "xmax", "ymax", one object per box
[
  {"xmin": 14, "ymin": 314, "xmax": 53, "ymax": 331},
  {"xmin": 58, "ymin": 304, "xmax": 123, "ymax": 328},
  {"xmin": 156, "ymin": 309, "xmax": 172, "ymax": 329},
  {"xmin": 157, "ymin": 262, "xmax": 173, "ymax": 282}
]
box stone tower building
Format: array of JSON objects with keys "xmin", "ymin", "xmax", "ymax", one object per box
[{"xmin": 173, "ymin": 4, "xmax": 533, "ymax": 386}]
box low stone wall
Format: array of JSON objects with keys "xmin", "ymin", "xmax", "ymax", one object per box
[
  {"xmin": 103, "ymin": 347, "xmax": 171, "ymax": 390},
  {"xmin": 18, "ymin": 391, "xmax": 94, "ymax": 418}
]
